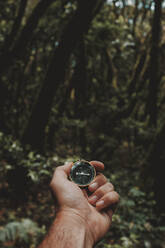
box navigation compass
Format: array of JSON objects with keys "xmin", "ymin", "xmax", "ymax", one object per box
[{"xmin": 69, "ymin": 160, "xmax": 96, "ymax": 187}]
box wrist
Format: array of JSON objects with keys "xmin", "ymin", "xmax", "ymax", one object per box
[{"xmin": 56, "ymin": 208, "xmax": 94, "ymax": 247}]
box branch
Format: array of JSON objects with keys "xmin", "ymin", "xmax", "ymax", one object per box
[
  {"xmin": 104, "ymin": 48, "xmax": 118, "ymax": 88},
  {"xmin": 0, "ymin": 0, "xmax": 55, "ymax": 75},
  {"xmin": 132, "ymin": 0, "xmax": 139, "ymax": 37},
  {"xmin": 128, "ymin": 50, "xmax": 147, "ymax": 96},
  {"xmin": 3, "ymin": 0, "xmax": 28, "ymax": 52}
]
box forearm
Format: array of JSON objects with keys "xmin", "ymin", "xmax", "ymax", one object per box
[{"xmin": 38, "ymin": 211, "xmax": 94, "ymax": 248}]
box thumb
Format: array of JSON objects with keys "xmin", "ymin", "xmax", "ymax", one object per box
[{"xmin": 51, "ymin": 162, "xmax": 73, "ymax": 186}]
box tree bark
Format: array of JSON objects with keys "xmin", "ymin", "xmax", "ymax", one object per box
[
  {"xmin": 148, "ymin": 123, "xmax": 165, "ymax": 214},
  {"xmin": 145, "ymin": 0, "xmax": 164, "ymax": 215},
  {"xmin": 147, "ymin": 0, "xmax": 162, "ymax": 127},
  {"xmin": 73, "ymin": 37, "xmax": 88, "ymax": 155}
]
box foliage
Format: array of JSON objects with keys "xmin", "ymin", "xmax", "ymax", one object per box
[
  {"xmin": 0, "ymin": 219, "xmax": 45, "ymax": 248},
  {"xmin": 0, "ymin": 131, "xmax": 165, "ymax": 247}
]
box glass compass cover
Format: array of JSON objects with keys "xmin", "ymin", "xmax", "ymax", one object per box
[{"xmin": 70, "ymin": 160, "xmax": 96, "ymax": 186}]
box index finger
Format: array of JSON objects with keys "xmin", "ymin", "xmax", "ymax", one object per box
[{"xmin": 90, "ymin": 161, "xmax": 104, "ymax": 172}]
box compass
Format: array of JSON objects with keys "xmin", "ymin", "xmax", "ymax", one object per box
[{"xmin": 69, "ymin": 160, "xmax": 96, "ymax": 187}]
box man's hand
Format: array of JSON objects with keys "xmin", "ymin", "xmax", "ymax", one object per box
[{"xmin": 50, "ymin": 161, "xmax": 119, "ymax": 245}]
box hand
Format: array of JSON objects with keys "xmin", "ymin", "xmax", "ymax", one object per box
[{"xmin": 50, "ymin": 161, "xmax": 119, "ymax": 245}]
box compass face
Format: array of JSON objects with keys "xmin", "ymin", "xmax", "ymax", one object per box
[{"xmin": 70, "ymin": 161, "xmax": 96, "ymax": 187}]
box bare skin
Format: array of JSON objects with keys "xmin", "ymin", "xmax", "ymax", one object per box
[{"xmin": 38, "ymin": 161, "xmax": 119, "ymax": 248}]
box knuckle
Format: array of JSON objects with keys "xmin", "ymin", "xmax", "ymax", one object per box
[
  {"xmin": 96, "ymin": 173, "xmax": 107, "ymax": 184},
  {"xmin": 95, "ymin": 183, "xmax": 111, "ymax": 197},
  {"xmin": 50, "ymin": 167, "xmax": 61, "ymax": 188},
  {"xmin": 49, "ymin": 169, "xmax": 58, "ymax": 188},
  {"xmin": 49, "ymin": 180, "xmax": 54, "ymax": 189},
  {"xmin": 55, "ymin": 166, "xmax": 61, "ymax": 173},
  {"xmin": 107, "ymin": 192, "xmax": 113, "ymax": 200},
  {"xmin": 53, "ymin": 166, "xmax": 62, "ymax": 177},
  {"xmin": 95, "ymin": 187, "xmax": 104, "ymax": 197},
  {"xmin": 105, "ymin": 191, "xmax": 119, "ymax": 204},
  {"xmin": 101, "ymin": 174, "xmax": 107, "ymax": 182},
  {"xmin": 115, "ymin": 192, "xmax": 120, "ymax": 202},
  {"xmin": 112, "ymin": 191, "xmax": 120, "ymax": 202},
  {"xmin": 107, "ymin": 182, "xmax": 114, "ymax": 191}
]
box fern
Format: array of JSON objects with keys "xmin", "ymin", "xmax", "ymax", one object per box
[{"xmin": 0, "ymin": 218, "xmax": 45, "ymax": 245}]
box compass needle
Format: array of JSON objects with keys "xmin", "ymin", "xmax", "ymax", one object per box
[{"xmin": 69, "ymin": 160, "xmax": 96, "ymax": 187}]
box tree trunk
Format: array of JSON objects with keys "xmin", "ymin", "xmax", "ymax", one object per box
[
  {"xmin": 22, "ymin": 0, "xmax": 106, "ymax": 151},
  {"xmin": 148, "ymin": 123, "xmax": 165, "ymax": 214},
  {"xmin": 0, "ymin": 0, "xmax": 55, "ymax": 133},
  {"xmin": 73, "ymin": 37, "xmax": 88, "ymax": 155},
  {"xmin": 147, "ymin": 0, "xmax": 162, "ymax": 127},
  {"xmin": 47, "ymin": 69, "xmax": 75, "ymax": 150},
  {"xmin": 0, "ymin": 83, "xmax": 9, "ymax": 132},
  {"xmin": 128, "ymin": 50, "xmax": 147, "ymax": 96},
  {"xmin": 145, "ymin": 0, "xmax": 164, "ymax": 215},
  {"xmin": 0, "ymin": 0, "xmax": 28, "ymax": 132}
]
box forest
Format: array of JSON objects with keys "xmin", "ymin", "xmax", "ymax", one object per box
[{"xmin": 0, "ymin": 0, "xmax": 165, "ymax": 247}]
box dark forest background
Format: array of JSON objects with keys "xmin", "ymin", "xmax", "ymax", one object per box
[{"xmin": 0, "ymin": 0, "xmax": 165, "ymax": 247}]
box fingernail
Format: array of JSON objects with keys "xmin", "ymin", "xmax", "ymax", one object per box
[
  {"xmin": 89, "ymin": 195, "xmax": 98, "ymax": 203},
  {"xmin": 96, "ymin": 200, "xmax": 104, "ymax": 207},
  {"xmin": 89, "ymin": 182, "xmax": 98, "ymax": 191}
]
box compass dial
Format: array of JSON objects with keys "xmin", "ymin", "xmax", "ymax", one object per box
[{"xmin": 70, "ymin": 160, "xmax": 96, "ymax": 187}]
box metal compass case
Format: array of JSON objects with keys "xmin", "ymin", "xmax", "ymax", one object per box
[{"xmin": 69, "ymin": 160, "xmax": 96, "ymax": 187}]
